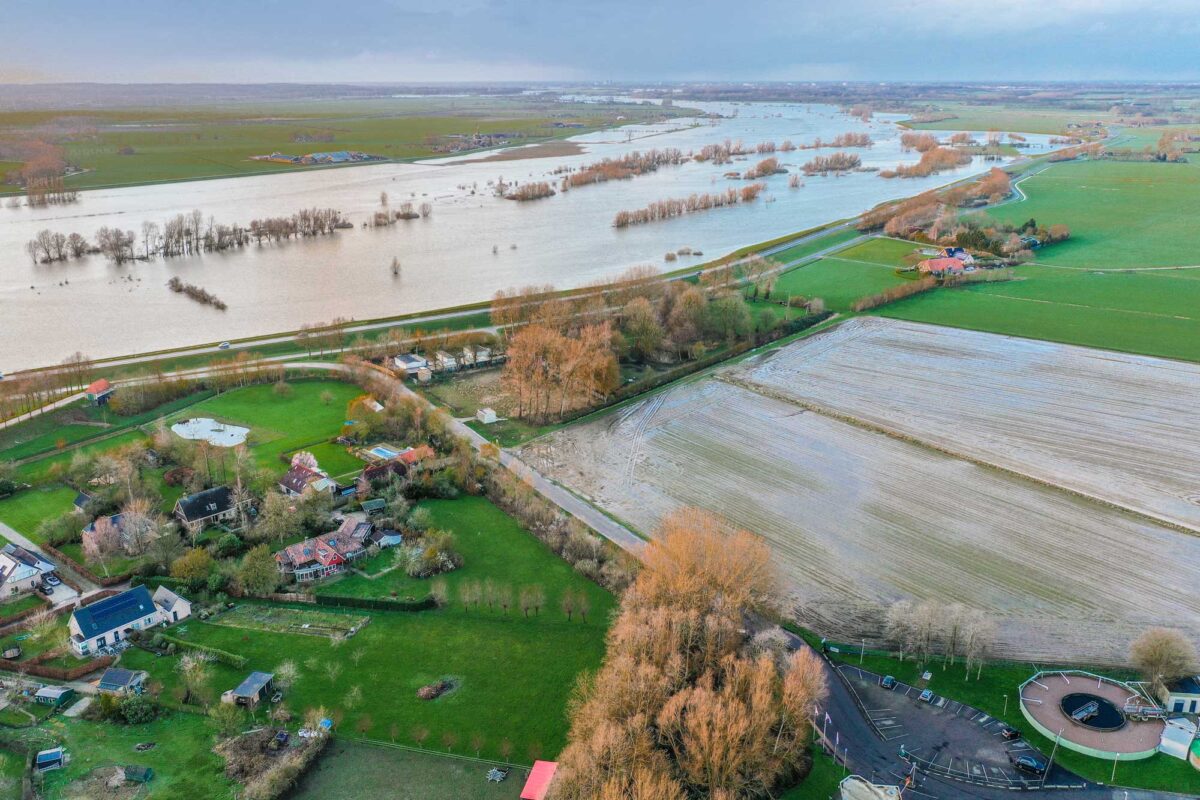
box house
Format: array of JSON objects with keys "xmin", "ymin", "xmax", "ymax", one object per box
[
  {"xmin": 356, "ymin": 460, "xmax": 407, "ymax": 495},
  {"xmin": 69, "ymin": 586, "xmax": 162, "ymax": 657},
  {"xmin": 152, "ymin": 585, "xmax": 192, "ymax": 624},
  {"xmin": 434, "ymin": 350, "xmax": 458, "ymax": 372},
  {"xmin": 476, "ymin": 407, "xmax": 499, "ymax": 425},
  {"xmin": 35, "ymin": 748, "xmax": 65, "ymax": 773},
  {"xmin": 369, "ymin": 528, "xmax": 403, "ymax": 548},
  {"xmin": 917, "ymin": 257, "xmax": 966, "ymax": 276},
  {"xmin": 97, "ymin": 667, "xmax": 147, "ymax": 695},
  {"xmin": 174, "ymin": 486, "xmax": 247, "ymax": 534},
  {"xmin": 85, "ymin": 379, "xmax": 114, "ymax": 406},
  {"xmin": 0, "ymin": 543, "xmax": 55, "ymax": 596},
  {"xmin": 34, "ymin": 686, "xmax": 75, "ymax": 708},
  {"xmin": 521, "ymin": 761, "xmax": 558, "ymax": 800},
  {"xmin": 222, "ymin": 671, "xmax": 274, "ymax": 707},
  {"xmin": 1164, "ymin": 675, "xmax": 1200, "ymax": 714},
  {"xmin": 278, "ymin": 464, "xmax": 335, "ymax": 498},
  {"xmin": 393, "ymin": 353, "xmax": 428, "ymax": 376},
  {"xmin": 276, "ymin": 526, "xmax": 369, "ymax": 582}
]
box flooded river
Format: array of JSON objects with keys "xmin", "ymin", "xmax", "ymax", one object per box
[{"xmin": 0, "ymin": 101, "xmax": 1053, "ymax": 369}]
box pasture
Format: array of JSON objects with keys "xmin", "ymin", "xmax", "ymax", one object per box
[
  {"xmin": 763, "ymin": 237, "xmax": 915, "ymax": 310},
  {"xmin": 0, "ymin": 485, "xmax": 76, "ymax": 540},
  {"xmin": 901, "ymin": 103, "xmax": 1113, "ymax": 135},
  {"xmin": 121, "ymin": 498, "xmax": 612, "ymax": 761},
  {"xmin": 519, "ymin": 320, "xmax": 1200, "ymax": 664}
]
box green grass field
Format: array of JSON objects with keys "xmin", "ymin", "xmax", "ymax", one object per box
[
  {"xmin": 991, "ymin": 160, "xmax": 1200, "ymax": 268},
  {"xmin": 290, "ymin": 739, "xmax": 525, "ymax": 800},
  {"xmin": 765, "ymin": 228, "xmax": 863, "ymax": 265},
  {"xmin": 0, "ymin": 486, "xmax": 77, "ymax": 540},
  {"xmin": 901, "ymin": 103, "xmax": 1112, "ymax": 135},
  {"xmin": 168, "ymin": 380, "xmax": 362, "ymax": 473},
  {"xmin": 0, "ymin": 97, "xmax": 681, "ymax": 194},
  {"xmin": 760, "ymin": 237, "xmax": 916, "ymax": 311},
  {"xmin": 121, "ymin": 497, "xmax": 611, "ymax": 761}
]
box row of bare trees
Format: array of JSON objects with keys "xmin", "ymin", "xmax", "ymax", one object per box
[
  {"xmin": 551, "ymin": 508, "xmax": 829, "ymax": 800},
  {"xmin": 25, "ymin": 229, "xmax": 91, "ymax": 263},
  {"xmin": 613, "ymin": 184, "xmax": 765, "ymax": 227},
  {"xmin": 560, "ymin": 148, "xmax": 685, "ymax": 190},
  {"xmin": 742, "ymin": 157, "xmax": 781, "ymax": 180},
  {"xmin": 796, "ymin": 132, "xmax": 873, "ymax": 150},
  {"xmin": 880, "ymin": 146, "xmax": 972, "ymax": 178},
  {"xmin": 885, "ymin": 600, "xmax": 996, "ymax": 677},
  {"xmin": 167, "ymin": 277, "xmax": 228, "ymax": 310}
]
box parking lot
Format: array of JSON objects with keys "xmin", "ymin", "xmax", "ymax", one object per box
[{"xmin": 838, "ymin": 665, "xmax": 1081, "ymax": 790}]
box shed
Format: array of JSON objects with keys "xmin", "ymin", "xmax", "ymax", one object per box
[
  {"xmin": 35, "ymin": 748, "xmax": 64, "ymax": 772},
  {"xmin": 416, "ymin": 367, "xmax": 433, "ymax": 384},
  {"xmin": 85, "ymin": 379, "xmax": 114, "ymax": 406},
  {"xmin": 34, "ymin": 685, "xmax": 75, "ymax": 707},
  {"xmin": 521, "ymin": 760, "xmax": 558, "ymax": 800},
  {"xmin": 97, "ymin": 668, "xmax": 146, "ymax": 696},
  {"xmin": 223, "ymin": 671, "xmax": 274, "ymax": 707},
  {"xmin": 1159, "ymin": 717, "xmax": 1198, "ymax": 760},
  {"xmin": 360, "ymin": 498, "xmax": 387, "ymax": 515},
  {"xmin": 475, "ymin": 407, "xmax": 499, "ymax": 425}
]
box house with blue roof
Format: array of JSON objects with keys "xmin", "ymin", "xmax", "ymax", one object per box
[{"xmin": 68, "ymin": 586, "xmax": 162, "ymax": 657}]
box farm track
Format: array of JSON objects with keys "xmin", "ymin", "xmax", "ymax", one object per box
[{"xmin": 521, "ymin": 318, "xmax": 1200, "ymax": 663}]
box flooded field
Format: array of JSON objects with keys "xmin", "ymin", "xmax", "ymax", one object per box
[
  {"xmin": 734, "ymin": 317, "xmax": 1200, "ymax": 532},
  {"xmin": 520, "ymin": 324, "xmax": 1200, "ymax": 663}
]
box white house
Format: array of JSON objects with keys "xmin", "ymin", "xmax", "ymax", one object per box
[
  {"xmin": 152, "ymin": 585, "xmax": 192, "ymax": 624},
  {"xmin": 393, "ymin": 353, "xmax": 428, "ymax": 376},
  {"xmin": 69, "ymin": 586, "xmax": 161, "ymax": 657},
  {"xmin": 0, "ymin": 544, "xmax": 55, "ymax": 597},
  {"xmin": 434, "ymin": 350, "xmax": 458, "ymax": 372}
]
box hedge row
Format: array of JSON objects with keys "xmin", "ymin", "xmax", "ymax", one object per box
[
  {"xmin": 0, "ymin": 653, "xmax": 115, "ymax": 681},
  {"xmin": 313, "ymin": 593, "xmax": 436, "ymax": 613},
  {"xmin": 0, "ymin": 598, "xmax": 50, "ymax": 629},
  {"xmin": 156, "ymin": 634, "xmax": 247, "ymax": 668}
]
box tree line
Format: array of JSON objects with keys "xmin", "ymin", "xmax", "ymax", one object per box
[
  {"xmin": 613, "ymin": 184, "xmax": 765, "ymax": 227},
  {"xmin": 559, "ymin": 148, "xmax": 685, "ymax": 190},
  {"xmin": 802, "ymin": 152, "xmax": 861, "ymax": 175},
  {"xmin": 167, "ymin": 277, "xmax": 228, "ymax": 311}
]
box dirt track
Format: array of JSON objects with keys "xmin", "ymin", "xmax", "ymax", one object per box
[{"xmin": 520, "ymin": 320, "xmax": 1200, "ymax": 664}]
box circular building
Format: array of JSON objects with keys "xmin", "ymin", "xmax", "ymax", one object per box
[{"xmin": 1020, "ymin": 671, "xmax": 1164, "ymax": 760}]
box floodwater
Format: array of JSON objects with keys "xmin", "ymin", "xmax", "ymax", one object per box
[{"xmin": 0, "ymin": 101, "xmax": 1053, "ymax": 369}]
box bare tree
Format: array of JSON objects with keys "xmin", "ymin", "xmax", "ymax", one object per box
[{"xmin": 1131, "ymin": 628, "xmax": 1197, "ymax": 699}]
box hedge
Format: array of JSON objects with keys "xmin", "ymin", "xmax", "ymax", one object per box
[
  {"xmin": 313, "ymin": 593, "xmax": 436, "ymax": 613},
  {"xmin": 0, "ymin": 598, "xmax": 50, "ymax": 629},
  {"xmin": 0, "ymin": 653, "xmax": 115, "ymax": 681},
  {"xmin": 156, "ymin": 634, "xmax": 247, "ymax": 668}
]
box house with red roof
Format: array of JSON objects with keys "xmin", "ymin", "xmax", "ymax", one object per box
[
  {"xmin": 85, "ymin": 379, "xmax": 115, "ymax": 406},
  {"xmin": 520, "ymin": 761, "xmax": 558, "ymax": 800},
  {"xmin": 399, "ymin": 445, "xmax": 436, "ymax": 466},
  {"xmin": 916, "ymin": 257, "xmax": 966, "ymax": 276},
  {"xmin": 276, "ymin": 536, "xmax": 347, "ymax": 582}
]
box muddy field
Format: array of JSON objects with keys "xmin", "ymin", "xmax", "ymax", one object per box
[
  {"xmin": 734, "ymin": 317, "xmax": 1200, "ymax": 532},
  {"xmin": 520, "ymin": 324, "xmax": 1200, "ymax": 663}
]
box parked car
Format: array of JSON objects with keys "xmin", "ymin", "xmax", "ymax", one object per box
[
  {"xmin": 880, "ymin": 675, "xmax": 897, "ymax": 690},
  {"xmin": 918, "ymin": 689, "xmax": 934, "ymax": 703},
  {"xmin": 999, "ymin": 725, "xmax": 1021, "ymax": 741},
  {"xmin": 1009, "ymin": 754, "xmax": 1047, "ymax": 776},
  {"xmin": 42, "ymin": 574, "xmax": 61, "ymax": 587},
  {"xmin": 38, "ymin": 584, "xmax": 53, "ymax": 596},
  {"xmin": 218, "ymin": 341, "xmax": 231, "ymax": 350}
]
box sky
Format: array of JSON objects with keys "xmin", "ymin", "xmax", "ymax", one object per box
[{"xmin": 5, "ymin": 0, "xmax": 1200, "ymax": 84}]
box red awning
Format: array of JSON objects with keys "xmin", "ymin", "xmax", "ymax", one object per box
[{"xmin": 521, "ymin": 761, "xmax": 558, "ymax": 800}]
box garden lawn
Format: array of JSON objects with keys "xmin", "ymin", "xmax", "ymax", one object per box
[
  {"xmin": 289, "ymin": 738, "xmax": 525, "ymax": 800},
  {"xmin": 319, "ymin": 497, "xmax": 615, "ymax": 618},
  {"xmin": 813, "ymin": 634, "xmax": 1200, "ymax": 795},
  {"xmin": 0, "ymin": 486, "xmax": 77, "ymax": 541},
  {"xmin": 879, "ymin": 264, "xmax": 1200, "ymax": 363},
  {"xmin": 169, "ymin": 380, "xmax": 361, "ymax": 473},
  {"xmin": 0, "ymin": 748, "xmax": 22, "ymax": 800},
  {"xmin": 303, "ymin": 442, "xmax": 364, "ymax": 481},
  {"xmin": 30, "ymin": 714, "xmax": 235, "ymax": 800},
  {"xmin": 0, "ymin": 594, "xmax": 47, "ymax": 620},
  {"xmin": 57, "ymin": 541, "xmax": 144, "ymax": 578},
  {"xmin": 989, "ymin": 159, "xmax": 1200, "ymax": 268},
  {"xmin": 780, "ymin": 745, "xmax": 842, "ymax": 799}
]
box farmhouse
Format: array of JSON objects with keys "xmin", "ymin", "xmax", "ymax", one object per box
[
  {"xmin": 85, "ymin": 379, "xmax": 114, "ymax": 406},
  {"xmin": 222, "ymin": 671, "xmax": 275, "ymax": 707},
  {"xmin": 152, "ymin": 585, "xmax": 192, "ymax": 624},
  {"xmin": 941, "ymin": 246, "xmax": 975, "ymax": 264},
  {"xmin": 174, "ymin": 486, "xmax": 247, "ymax": 534},
  {"xmin": 97, "ymin": 667, "xmax": 147, "ymax": 696},
  {"xmin": 393, "ymin": 353, "xmax": 428, "ymax": 376},
  {"xmin": 69, "ymin": 586, "xmax": 161, "ymax": 656},
  {"xmin": 399, "ymin": 445, "xmax": 435, "ymax": 466},
  {"xmin": 917, "ymin": 257, "xmax": 966, "ymax": 276},
  {"xmin": 276, "ymin": 521, "xmax": 371, "ymax": 582},
  {"xmin": 1164, "ymin": 675, "xmax": 1200, "ymax": 714}
]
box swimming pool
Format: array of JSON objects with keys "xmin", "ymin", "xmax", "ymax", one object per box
[{"xmin": 369, "ymin": 445, "xmax": 401, "ymax": 460}]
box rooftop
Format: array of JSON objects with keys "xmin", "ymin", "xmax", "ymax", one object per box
[
  {"xmin": 231, "ymin": 671, "xmax": 274, "ymax": 698},
  {"xmin": 72, "ymin": 586, "xmax": 156, "ymax": 639},
  {"xmin": 521, "ymin": 761, "xmax": 558, "ymax": 800}
]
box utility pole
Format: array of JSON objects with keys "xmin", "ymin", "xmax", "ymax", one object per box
[{"xmin": 1042, "ymin": 728, "xmax": 1062, "ymax": 788}]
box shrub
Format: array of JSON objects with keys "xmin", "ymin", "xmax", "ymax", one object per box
[
  {"xmin": 215, "ymin": 533, "xmax": 243, "ymax": 558},
  {"xmin": 404, "ymin": 530, "xmax": 463, "ymax": 578},
  {"xmin": 207, "ymin": 571, "xmax": 229, "ymax": 593},
  {"xmin": 119, "ymin": 694, "xmax": 157, "ymax": 725}
]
